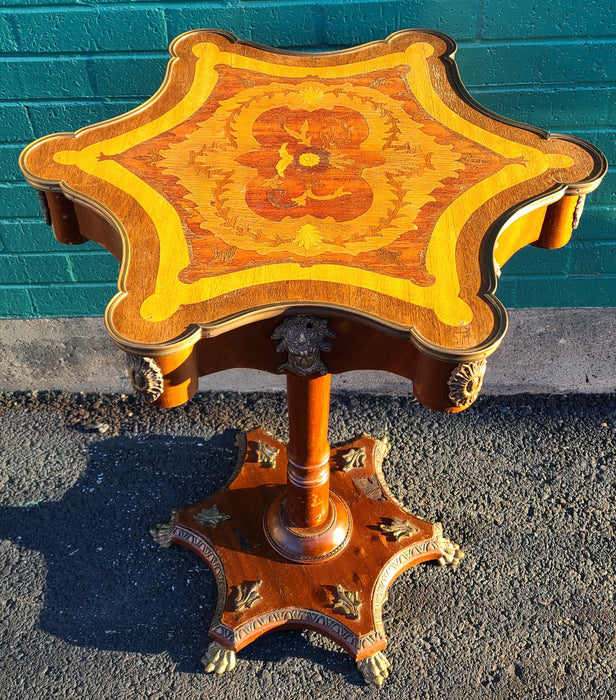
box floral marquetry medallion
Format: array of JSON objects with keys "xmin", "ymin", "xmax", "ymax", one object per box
[
  {"xmin": 152, "ymin": 74, "xmax": 476, "ymax": 276},
  {"xmin": 20, "ymin": 29, "xmax": 605, "ymax": 355}
]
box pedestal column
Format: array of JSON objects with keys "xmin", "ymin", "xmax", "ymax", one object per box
[
  {"xmin": 264, "ymin": 315, "xmax": 351, "ymax": 561},
  {"xmin": 285, "ymin": 372, "xmax": 331, "ymax": 528}
]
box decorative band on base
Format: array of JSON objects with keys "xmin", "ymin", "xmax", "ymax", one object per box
[{"xmin": 263, "ymin": 491, "xmax": 351, "ymax": 563}]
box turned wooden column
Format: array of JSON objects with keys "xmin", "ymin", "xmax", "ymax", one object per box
[
  {"xmin": 285, "ymin": 372, "xmax": 331, "ymax": 528},
  {"xmin": 264, "ymin": 315, "xmax": 352, "ymax": 562}
]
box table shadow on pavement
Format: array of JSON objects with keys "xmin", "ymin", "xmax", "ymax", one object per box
[{"xmin": 0, "ymin": 428, "xmax": 348, "ymax": 674}]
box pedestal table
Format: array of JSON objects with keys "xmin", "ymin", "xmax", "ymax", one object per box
[{"xmin": 19, "ymin": 29, "xmax": 606, "ymax": 686}]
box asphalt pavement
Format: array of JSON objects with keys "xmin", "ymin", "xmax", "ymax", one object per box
[{"xmin": 0, "ymin": 389, "xmax": 615, "ymax": 699}]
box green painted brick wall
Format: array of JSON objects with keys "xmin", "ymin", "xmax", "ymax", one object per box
[{"xmin": 0, "ymin": 0, "xmax": 614, "ymax": 318}]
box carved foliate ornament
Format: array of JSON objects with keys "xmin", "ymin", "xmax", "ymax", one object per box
[
  {"xmin": 378, "ymin": 517, "xmax": 419, "ymax": 541},
  {"xmin": 447, "ymin": 359, "xmax": 487, "ymax": 408},
  {"xmin": 126, "ymin": 354, "xmax": 164, "ymax": 403},
  {"xmin": 255, "ymin": 441, "xmax": 279, "ymax": 467},
  {"xmin": 232, "ymin": 580, "xmax": 263, "ymax": 612},
  {"xmin": 341, "ymin": 446, "xmax": 366, "ymax": 471},
  {"xmin": 194, "ymin": 505, "xmax": 231, "ymax": 528},
  {"xmin": 332, "ymin": 585, "xmax": 362, "ymax": 620},
  {"xmin": 374, "ymin": 435, "xmax": 391, "ymax": 466},
  {"xmin": 272, "ymin": 315, "xmax": 335, "ymax": 376}
]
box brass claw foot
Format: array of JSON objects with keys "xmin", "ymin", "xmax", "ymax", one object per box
[
  {"xmin": 357, "ymin": 650, "xmax": 390, "ymax": 687},
  {"xmin": 202, "ymin": 641, "xmax": 237, "ymax": 675},
  {"xmin": 149, "ymin": 508, "xmax": 178, "ymax": 548},
  {"xmin": 434, "ymin": 522, "xmax": 465, "ymax": 567}
]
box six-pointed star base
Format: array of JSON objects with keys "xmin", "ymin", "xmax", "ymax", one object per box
[{"xmin": 153, "ymin": 430, "xmax": 462, "ymax": 687}]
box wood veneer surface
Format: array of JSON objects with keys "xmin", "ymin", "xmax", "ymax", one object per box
[{"xmin": 20, "ymin": 29, "xmax": 606, "ymax": 360}]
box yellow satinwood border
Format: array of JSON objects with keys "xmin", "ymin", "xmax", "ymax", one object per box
[{"xmin": 52, "ymin": 41, "xmax": 573, "ymax": 327}]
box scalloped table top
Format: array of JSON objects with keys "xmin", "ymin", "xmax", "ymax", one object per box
[{"xmin": 20, "ymin": 29, "xmax": 606, "ymax": 358}]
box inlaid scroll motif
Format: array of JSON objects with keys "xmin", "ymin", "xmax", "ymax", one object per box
[
  {"xmin": 572, "ymin": 195, "xmax": 586, "ymax": 229},
  {"xmin": 225, "ymin": 607, "xmax": 368, "ymax": 648},
  {"xmin": 373, "ymin": 436, "xmax": 391, "ymax": 466}
]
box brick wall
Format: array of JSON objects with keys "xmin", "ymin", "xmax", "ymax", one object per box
[{"xmin": 1, "ymin": 1, "xmax": 614, "ymax": 317}]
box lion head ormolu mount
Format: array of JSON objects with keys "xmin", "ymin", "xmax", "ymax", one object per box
[{"xmin": 20, "ymin": 30, "xmax": 605, "ymax": 686}]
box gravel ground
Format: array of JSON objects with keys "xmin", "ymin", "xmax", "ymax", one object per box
[{"xmin": 0, "ymin": 390, "xmax": 615, "ymax": 700}]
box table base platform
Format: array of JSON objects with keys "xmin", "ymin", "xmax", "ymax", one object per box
[{"xmin": 152, "ymin": 429, "xmax": 463, "ymax": 687}]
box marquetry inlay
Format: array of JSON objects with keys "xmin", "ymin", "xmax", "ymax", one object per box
[{"xmin": 20, "ymin": 30, "xmax": 605, "ymax": 354}]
